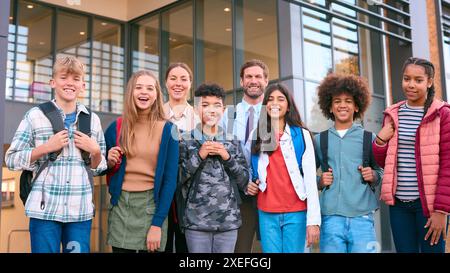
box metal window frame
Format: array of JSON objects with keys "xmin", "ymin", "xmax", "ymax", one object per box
[
  {"xmin": 284, "ymin": 0, "xmax": 412, "ymax": 43},
  {"xmin": 8, "ymin": 0, "xmax": 126, "ymax": 112}
]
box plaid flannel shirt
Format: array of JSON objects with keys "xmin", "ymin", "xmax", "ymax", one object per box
[{"xmin": 5, "ymin": 101, "xmax": 107, "ymax": 222}]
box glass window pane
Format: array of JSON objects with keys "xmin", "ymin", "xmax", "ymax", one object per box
[
  {"xmin": 242, "ymin": 0, "xmax": 279, "ymax": 80},
  {"xmin": 13, "ymin": 1, "xmax": 53, "ymax": 103},
  {"xmin": 303, "ymin": 8, "xmax": 332, "ymax": 81},
  {"xmin": 131, "ymin": 16, "xmax": 160, "ymax": 78},
  {"xmin": 6, "ymin": 1, "xmax": 15, "ymax": 100},
  {"xmin": 56, "ymin": 11, "xmax": 89, "ymax": 106},
  {"xmin": 92, "ymin": 19, "xmax": 124, "ymax": 114},
  {"xmin": 332, "ymin": 14, "xmax": 359, "ymax": 75},
  {"xmin": 162, "ymin": 1, "xmax": 193, "ymax": 93},
  {"xmin": 304, "ymin": 81, "xmax": 332, "ymax": 133},
  {"xmin": 443, "ymin": 5, "xmax": 450, "ymax": 96},
  {"xmin": 200, "ymin": 0, "xmax": 233, "ymax": 90}
]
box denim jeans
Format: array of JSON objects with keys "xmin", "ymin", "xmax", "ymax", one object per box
[
  {"xmin": 320, "ymin": 213, "xmax": 379, "ymax": 253},
  {"xmin": 389, "ymin": 198, "xmax": 446, "ymax": 253},
  {"xmin": 258, "ymin": 210, "xmax": 307, "ymax": 253},
  {"xmin": 29, "ymin": 218, "xmax": 92, "ymax": 253},
  {"xmin": 184, "ymin": 229, "xmax": 238, "ymax": 253}
]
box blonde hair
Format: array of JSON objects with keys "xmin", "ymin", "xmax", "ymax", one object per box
[
  {"xmin": 120, "ymin": 70, "xmax": 166, "ymax": 157},
  {"xmin": 52, "ymin": 55, "xmax": 85, "ymax": 78}
]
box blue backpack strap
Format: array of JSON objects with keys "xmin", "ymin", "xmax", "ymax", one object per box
[
  {"xmin": 290, "ymin": 126, "xmax": 306, "ymax": 176},
  {"xmin": 251, "ymin": 153, "xmax": 259, "ymax": 182}
]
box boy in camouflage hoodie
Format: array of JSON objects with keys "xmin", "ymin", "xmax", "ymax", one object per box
[{"xmin": 179, "ymin": 83, "xmax": 250, "ymax": 253}]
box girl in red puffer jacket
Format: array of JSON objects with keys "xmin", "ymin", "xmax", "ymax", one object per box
[{"xmin": 373, "ymin": 57, "xmax": 450, "ymax": 253}]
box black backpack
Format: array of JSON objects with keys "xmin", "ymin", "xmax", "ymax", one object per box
[
  {"xmin": 318, "ymin": 129, "xmax": 376, "ymax": 191},
  {"xmin": 19, "ymin": 101, "xmax": 93, "ymax": 207}
]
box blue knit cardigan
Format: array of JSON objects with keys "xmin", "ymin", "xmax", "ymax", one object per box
[{"xmin": 103, "ymin": 120, "xmax": 179, "ymax": 227}]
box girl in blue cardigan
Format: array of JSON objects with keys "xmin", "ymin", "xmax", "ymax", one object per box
[{"xmin": 103, "ymin": 70, "xmax": 179, "ymax": 253}]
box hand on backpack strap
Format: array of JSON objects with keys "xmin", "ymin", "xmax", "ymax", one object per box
[
  {"xmin": 45, "ymin": 130, "xmax": 69, "ymax": 153},
  {"xmin": 358, "ymin": 166, "xmax": 375, "ymax": 183},
  {"xmin": 320, "ymin": 168, "xmax": 333, "ymax": 189},
  {"xmin": 74, "ymin": 130, "xmax": 101, "ymax": 156}
]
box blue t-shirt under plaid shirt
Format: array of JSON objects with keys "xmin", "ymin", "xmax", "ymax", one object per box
[
  {"xmin": 64, "ymin": 111, "xmax": 77, "ymax": 129},
  {"xmin": 4, "ymin": 101, "xmax": 107, "ymax": 222}
]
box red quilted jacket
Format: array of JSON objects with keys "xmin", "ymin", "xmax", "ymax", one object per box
[{"xmin": 373, "ymin": 99, "xmax": 450, "ymax": 217}]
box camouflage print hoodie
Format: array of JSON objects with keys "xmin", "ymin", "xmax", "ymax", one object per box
[{"xmin": 179, "ymin": 125, "xmax": 249, "ymax": 232}]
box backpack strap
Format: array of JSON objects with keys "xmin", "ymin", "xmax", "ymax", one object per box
[
  {"xmin": 251, "ymin": 153, "xmax": 260, "ymax": 182},
  {"xmin": 116, "ymin": 117, "xmax": 122, "ymax": 146},
  {"xmin": 290, "ymin": 126, "xmax": 305, "ymax": 176},
  {"xmin": 319, "ymin": 130, "xmax": 329, "ymax": 172},
  {"xmin": 78, "ymin": 108, "xmax": 91, "ymax": 166},
  {"xmin": 362, "ymin": 130, "xmax": 372, "ymax": 169},
  {"xmin": 106, "ymin": 117, "xmax": 123, "ymax": 187},
  {"xmin": 38, "ymin": 102, "xmax": 65, "ymax": 161},
  {"xmin": 362, "ymin": 130, "xmax": 376, "ymax": 192},
  {"xmin": 77, "ymin": 107, "xmax": 97, "ymax": 216}
]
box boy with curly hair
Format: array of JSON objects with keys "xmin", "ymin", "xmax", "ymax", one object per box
[{"xmin": 314, "ymin": 73, "xmax": 383, "ymax": 253}]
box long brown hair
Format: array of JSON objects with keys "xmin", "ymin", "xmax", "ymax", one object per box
[
  {"xmin": 252, "ymin": 83, "xmax": 306, "ymax": 154},
  {"xmin": 120, "ymin": 70, "xmax": 165, "ymax": 157}
]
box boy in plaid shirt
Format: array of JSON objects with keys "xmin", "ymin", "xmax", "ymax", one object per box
[{"xmin": 5, "ymin": 55, "xmax": 107, "ymax": 253}]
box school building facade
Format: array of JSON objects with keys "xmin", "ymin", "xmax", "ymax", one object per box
[{"xmin": 0, "ymin": 0, "xmax": 449, "ymax": 253}]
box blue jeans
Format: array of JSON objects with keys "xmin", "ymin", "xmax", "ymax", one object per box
[
  {"xmin": 389, "ymin": 198, "xmax": 446, "ymax": 253},
  {"xmin": 320, "ymin": 213, "xmax": 378, "ymax": 253},
  {"xmin": 258, "ymin": 210, "xmax": 306, "ymax": 253},
  {"xmin": 29, "ymin": 218, "xmax": 92, "ymax": 253},
  {"xmin": 184, "ymin": 229, "xmax": 238, "ymax": 253}
]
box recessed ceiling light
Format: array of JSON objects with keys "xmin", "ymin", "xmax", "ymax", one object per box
[
  {"xmin": 39, "ymin": 41, "xmax": 45, "ymax": 45},
  {"xmin": 101, "ymin": 22, "xmax": 108, "ymax": 26},
  {"xmin": 79, "ymin": 31, "xmax": 85, "ymax": 35},
  {"xmin": 225, "ymin": 28, "xmax": 232, "ymax": 32},
  {"xmin": 224, "ymin": 8, "xmax": 230, "ymax": 12},
  {"xmin": 27, "ymin": 4, "xmax": 34, "ymax": 9},
  {"xmin": 257, "ymin": 18, "xmax": 264, "ymax": 22}
]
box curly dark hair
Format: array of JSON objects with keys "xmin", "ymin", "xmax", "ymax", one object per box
[
  {"xmin": 194, "ymin": 82, "xmax": 225, "ymax": 102},
  {"xmin": 317, "ymin": 73, "xmax": 371, "ymax": 121}
]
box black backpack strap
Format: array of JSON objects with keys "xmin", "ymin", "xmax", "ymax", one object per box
[
  {"xmin": 38, "ymin": 101, "xmax": 65, "ymax": 161},
  {"xmin": 362, "ymin": 130, "xmax": 372, "ymax": 168},
  {"xmin": 78, "ymin": 108, "xmax": 92, "ymax": 166},
  {"xmin": 319, "ymin": 130, "xmax": 329, "ymax": 172},
  {"xmin": 362, "ymin": 130, "xmax": 376, "ymax": 192},
  {"xmin": 320, "ymin": 130, "xmax": 331, "ymax": 190},
  {"xmin": 78, "ymin": 107, "xmax": 95, "ymax": 216}
]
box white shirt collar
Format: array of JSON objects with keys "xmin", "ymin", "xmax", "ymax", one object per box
[{"xmin": 240, "ymin": 99, "xmax": 262, "ymax": 114}]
